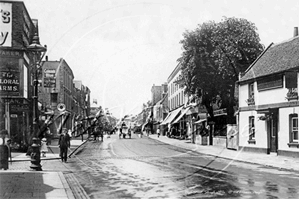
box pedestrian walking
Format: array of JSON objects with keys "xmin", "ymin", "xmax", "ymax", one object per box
[
  {"xmin": 40, "ymin": 138, "xmax": 48, "ymax": 157},
  {"xmin": 157, "ymin": 128, "xmax": 160, "ymax": 138},
  {"xmin": 68, "ymin": 129, "xmax": 72, "ymax": 138},
  {"xmin": 58, "ymin": 128, "xmax": 70, "ymax": 162},
  {"xmin": 45, "ymin": 127, "xmax": 52, "ymax": 145}
]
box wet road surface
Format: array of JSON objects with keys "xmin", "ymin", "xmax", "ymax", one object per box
[{"xmin": 64, "ymin": 134, "xmax": 299, "ymax": 198}]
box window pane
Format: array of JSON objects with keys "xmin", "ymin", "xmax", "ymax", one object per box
[
  {"xmin": 292, "ymin": 118, "xmax": 298, "ymax": 128},
  {"xmin": 252, "ymin": 129, "xmax": 255, "ymax": 138},
  {"xmin": 293, "ymin": 131, "xmax": 298, "ymax": 141}
]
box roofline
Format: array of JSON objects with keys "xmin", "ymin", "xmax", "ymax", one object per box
[
  {"xmin": 238, "ymin": 67, "xmax": 298, "ymax": 85},
  {"xmin": 272, "ymin": 35, "xmax": 299, "ymax": 47},
  {"xmin": 243, "ymin": 42, "xmax": 273, "ymax": 74},
  {"xmin": 167, "ymin": 61, "xmax": 181, "ymax": 83}
]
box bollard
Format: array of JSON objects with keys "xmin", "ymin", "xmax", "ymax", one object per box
[
  {"xmin": 0, "ymin": 145, "xmax": 9, "ymax": 170},
  {"xmin": 0, "ymin": 130, "xmax": 9, "ymax": 170},
  {"xmin": 30, "ymin": 137, "xmax": 42, "ymax": 171}
]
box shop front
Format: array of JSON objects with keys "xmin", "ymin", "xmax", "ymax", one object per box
[{"xmin": 0, "ymin": 50, "xmax": 32, "ymax": 151}]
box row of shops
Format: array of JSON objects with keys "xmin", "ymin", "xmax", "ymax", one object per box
[{"xmin": 144, "ymin": 28, "xmax": 299, "ymax": 158}]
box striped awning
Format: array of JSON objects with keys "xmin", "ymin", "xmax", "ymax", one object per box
[
  {"xmin": 172, "ymin": 107, "xmax": 193, "ymax": 124},
  {"xmin": 160, "ymin": 107, "xmax": 183, "ymax": 125}
]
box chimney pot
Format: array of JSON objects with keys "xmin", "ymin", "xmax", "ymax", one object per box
[
  {"xmin": 45, "ymin": 55, "xmax": 48, "ymax": 61},
  {"xmin": 294, "ymin": 27, "xmax": 298, "ymax": 37}
]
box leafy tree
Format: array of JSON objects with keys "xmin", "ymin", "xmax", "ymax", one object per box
[{"xmin": 178, "ymin": 17, "xmax": 264, "ymax": 123}]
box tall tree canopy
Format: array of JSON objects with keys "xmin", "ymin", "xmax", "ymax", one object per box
[{"xmin": 178, "ymin": 17, "xmax": 264, "ymax": 122}]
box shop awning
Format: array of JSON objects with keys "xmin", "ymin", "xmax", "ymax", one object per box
[
  {"xmin": 160, "ymin": 112, "xmax": 171, "ymax": 125},
  {"xmin": 194, "ymin": 119, "xmax": 207, "ymax": 124},
  {"xmin": 160, "ymin": 107, "xmax": 183, "ymax": 125},
  {"xmin": 194, "ymin": 112, "xmax": 207, "ymax": 124},
  {"xmin": 186, "ymin": 106, "xmax": 198, "ymax": 115},
  {"xmin": 172, "ymin": 107, "xmax": 193, "ymax": 124}
]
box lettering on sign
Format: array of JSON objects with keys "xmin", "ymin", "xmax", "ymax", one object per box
[
  {"xmin": 1, "ymin": 98, "xmax": 28, "ymax": 105},
  {"xmin": 0, "ymin": 71, "xmax": 20, "ymax": 93},
  {"xmin": 0, "ymin": 50, "xmax": 21, "ymax": 57},
  {"xmin": 0, "ymin": 3, "xmax": 12, "ymax": 47},
  {"xmin": 44, "ymin": 69, "xmax": 56, "ymax": 87},
  {"xmin": 213, "ymin": 108, "xmax": 227, "ymax": 115}
]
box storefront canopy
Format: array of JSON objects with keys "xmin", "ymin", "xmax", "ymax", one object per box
[
  {"xmin": 160, "ymin": 107, "xmax": 183, "ymax": 125},
  {"xmin": 194, "ymin": 113, "xmax": 207, "ymax": 124},
  {"xmin": 172, "ymin": 107, "xmax": 193, "ymax": 124},
  {"xmin": 194, "ymin": 119, "xmax": 207, "ymax": 124},
  {"xmin": 186, "ymin": 106, "xmax": 198, "ymax": 115}
]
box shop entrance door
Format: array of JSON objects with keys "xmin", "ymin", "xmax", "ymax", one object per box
[{"xmin": 268, "ymin": 110, "xmax": 278, "ymax": 153}]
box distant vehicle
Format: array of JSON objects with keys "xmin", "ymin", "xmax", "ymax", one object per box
[
  {"xmin": 133, "ymin": 126, "xmax": 142, "ymax": 134},
  {"xmin": 120, "ymin": 123, "xmax": 131, "ymax": 139}
]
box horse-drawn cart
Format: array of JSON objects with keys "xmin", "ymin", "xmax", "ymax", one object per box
[{"xmin": 119, "ymin": 125, "xmax": 131, "ymax": 139}]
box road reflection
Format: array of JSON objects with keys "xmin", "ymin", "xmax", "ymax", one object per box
[{"xmin": 68, "ymin": 136, "xmax": 298, "ymax": 199}]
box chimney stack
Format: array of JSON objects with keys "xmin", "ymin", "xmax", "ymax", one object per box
[
  {"xmin": 294, "ymin": 27, "xmax": 298, "ymax": 37},
  {"xmin": 45, "ymin": 55, "xmax": 48, "ymax": 61}
]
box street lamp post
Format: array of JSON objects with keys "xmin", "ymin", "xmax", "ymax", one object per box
[{"xmin": 27, "ymin": 33, "xmax": 47, "ymax": 171}]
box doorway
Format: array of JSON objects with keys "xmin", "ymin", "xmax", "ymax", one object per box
[{"xmin": 267, "ymin": 109, "xmax": 278, "ymax": 153}]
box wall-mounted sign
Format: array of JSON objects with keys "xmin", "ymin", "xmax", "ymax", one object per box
[
  {"xmin": 11, "ymin": 104, "xmax": 29, "ymax": 112},
  {"xmin": 0, "ymin": 71, "xmax": 20, "ymax": 94},
  {"xmin": 44, "ymin": 69, "xmax": 56, "ymax": 87},
  {"xmin": 0, "ymin": 50, "xmax": 22, "ymax": 58},
  {"xmin": 213, "ymin": 108, "xmax": 227, "ymax": 116},
  {"xmin": 0, "ymin": 3, "xmax": 12, "ymax": 47},
  {"xmin": 257, "ymin": 74, "xmax": 283, "ymax": 91},
  {"xmin": 0, "ymin": 97, "xmax": 29, "ymax": 105}
]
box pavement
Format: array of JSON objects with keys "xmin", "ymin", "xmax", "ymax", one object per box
[
  {"xmin": 148, "ymin": 134, "xmax": 299, "ymax": 172},
  {"xmin": 0, "ymin": 135, "xmax": 89, "ymax": 199},
  {"xmin": 1, "ymin": 133, "xmax": 298, "ymax": 199}
]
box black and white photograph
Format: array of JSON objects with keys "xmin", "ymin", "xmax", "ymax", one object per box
[{"xmin": 0, "ymin": 0, "xmax": 299, "ymax": 198}]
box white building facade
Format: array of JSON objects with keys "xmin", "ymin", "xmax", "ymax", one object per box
[
  {"xmin": 238, "ymin": 35, "xmax": 299, "ymax": 157},
  {"xmin": 167, "ymin": 63, "xmax": 188, "ymax": 111}
]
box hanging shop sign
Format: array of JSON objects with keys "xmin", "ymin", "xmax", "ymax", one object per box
[{"xmin": 0, "ymin": 2, "xmax": 12, "ymax": 47}]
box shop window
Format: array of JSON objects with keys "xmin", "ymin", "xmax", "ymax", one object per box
[{"xmin": 248, "ymin": 116, "xmax": 256, "ymax": 144}]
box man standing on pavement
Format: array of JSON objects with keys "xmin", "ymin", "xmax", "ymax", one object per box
[{"xmin": 58, "ymin": 128, "xmax": 71, "ymax": 162}]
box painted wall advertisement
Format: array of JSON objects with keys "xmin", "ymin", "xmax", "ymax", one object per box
[
  {"xmin": 44, "ymin": 69, "xmax": 56, "ymax": 87},
  {"xmin": 0, "ymin": 2, "xmax": 12, "ymax": 47},
  {"xmin": 0, "ymin": 71, "xmax": 20, "ymax": 95}
]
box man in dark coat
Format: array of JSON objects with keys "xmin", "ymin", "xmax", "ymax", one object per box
[{"xmin": 58, "ymin": 128, "xmax": 70, "ymax": 162}]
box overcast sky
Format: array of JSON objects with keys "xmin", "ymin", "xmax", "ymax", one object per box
[{"xmin": 22, "ymin": 0, "xmax": 299, "ymax": 118}]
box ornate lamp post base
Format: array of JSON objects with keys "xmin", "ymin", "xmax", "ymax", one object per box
[{"xmin": 30, "ymin": 138, "xmax": 42, "ymax": 171}]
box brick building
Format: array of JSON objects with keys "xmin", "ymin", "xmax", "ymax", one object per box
[
  {"xmin": 39, "ymin": 58, "xmax": 74, "ymax": 136},
  {"xmin": 0, "ymin": 1, "xmax": 44, "ymax": 150}
]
